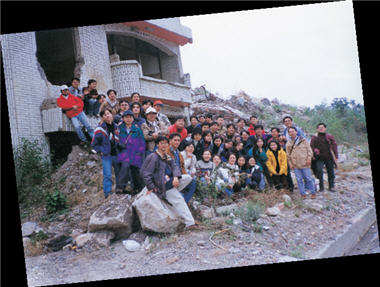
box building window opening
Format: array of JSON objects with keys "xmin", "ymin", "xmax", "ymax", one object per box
[
  {"xmin": 107, "ymin": 34, "xmax": 163, "ymax": 80},
  {"xmin": 36, "ymin": 28, "xmax": 76, "ymax": 86}
]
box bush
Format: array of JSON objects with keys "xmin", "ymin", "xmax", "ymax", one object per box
[
  {"xmin": 235, "ymin": 200, "xmax": 265, "ymax": 223},
  {"xmin": 14, "ymin": 138, "xmax": 50, "ymax": 205},
  {"xmin": 45, "ymin": 189, "xmax": 67, "ymax": 214}
]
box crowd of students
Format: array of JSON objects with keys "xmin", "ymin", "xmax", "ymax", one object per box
[{"xmin": 57, "ymin": 77, "xmax": 339, "ymax": 230}]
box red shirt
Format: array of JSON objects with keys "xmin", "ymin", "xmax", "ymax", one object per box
[
  {"xmin": 56, "ymin": 93, "xmax": 84, "ymax": 118},
  {"xmin": 248, "ymin": 124, "xmax": 266, "ymax": 136},
  {"xmin": 168, "ymin": 124, "xmax": 188, "ymax": 141}
]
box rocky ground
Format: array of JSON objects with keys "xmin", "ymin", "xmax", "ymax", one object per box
[
  {"xmin": 20, "ymin": 90, "xmax": 377, "ymax": 286},
  {"xmin": 22, "ymin": 155, "xmax": 378, "ymax": 286}
]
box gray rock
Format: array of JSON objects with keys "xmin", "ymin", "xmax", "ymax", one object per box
[
  {"xmin": 22, "ymin": 222, "xmax": 38, "ymax": 237},
  {"xmin": 128, "ymin": 231, "xmax": 147, "ymax": 244},
  {"xmin": 229, "ymin": 247, "xmax": 241, "ymax": 254},
  {"xmin": 123, "ymin": 240, "xmax": 141, "ymax": 252},
  {"xmin": 75, "ymin": 233, "xmax": 93, "ymax": 248},
  {"xmin": 92, "ymin": 231, "xmax": 115, "ymax": 247},
  {"xmin": 307, "ymin": 202, "xmax": 324, "ymax": 212},
  {"xmin": 132, "ymin": 189, "xmax": 185, "ymax": 234},
  {"xmin": 282, "ymin": 194, "xmax": 292, "ymax": 203},
  {"xmin": 197, "ymin": 240, "xmax": 207, "ymax": 246},
  {"xmin": 233, "ymin": 218, "xmax": 243, "ymax": 225},
  {"xmin": 88, "ymin": 194, "xmax": 133, "ymax": 239},
  {"xmin": 198, "ymin": 205, "xmax": 216, "ymax": 219},
  {"xmin": 266, "ymin": 207, "xmax": 281, "ymax": 216},
  {"xmin": 215, "ymin": 204, "xmax": 239, "ymax": 216}
]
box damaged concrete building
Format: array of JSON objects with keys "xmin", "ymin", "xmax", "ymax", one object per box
[{"xmin": 1, "ymin": 18, "xmax": 193, "ymax": 157}]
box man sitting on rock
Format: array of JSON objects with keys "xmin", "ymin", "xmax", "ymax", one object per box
[
  {"xmin": 140, "ymin": 136, "xmax": 201, "ymax": 231},
  {"xmin": 167, "ymin": 133, "xmax": 197, "ymax": 204}
]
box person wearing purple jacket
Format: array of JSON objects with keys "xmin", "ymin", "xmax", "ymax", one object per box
[
  {"xmin": 140, "ymin": 136, "xmax": 201, "ymax": 231},
  {"xmin": 310, "ymin": 123, "xmax": 338, "ymax": 192}
]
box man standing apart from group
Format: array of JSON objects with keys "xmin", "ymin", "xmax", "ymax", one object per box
[{"xmin": 310, "ymin": 123, "xmax": 338, "ymax": 192}]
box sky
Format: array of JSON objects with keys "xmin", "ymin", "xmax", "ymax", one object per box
[{"xmin": 179, "ymin": 0, "xmax": 363, "ymax": 108}]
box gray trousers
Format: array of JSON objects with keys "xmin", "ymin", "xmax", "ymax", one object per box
[{"xmin": 141, "ymin": 174, "xmax": 195, "ymax": 227}]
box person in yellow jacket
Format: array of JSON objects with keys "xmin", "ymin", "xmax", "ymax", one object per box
[{"xmin": 266, "ymin": 141, "xmax": 289, "ymax": 190}]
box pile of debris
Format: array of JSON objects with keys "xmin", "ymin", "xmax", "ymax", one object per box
[{"xmin": 190, "ymin": 87, "xmax": 307, "ymax": 132}]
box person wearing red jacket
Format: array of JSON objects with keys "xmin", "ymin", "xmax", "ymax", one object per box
[
  {"xmin": 56, "ymin": 85, "xmax": 94, "ymax": 145},
  {"xmin": 248, "ymin": 115, "xmax": 266, "ymax": 136},
  {"xmin": 168, "ymin": 116, "xmax": 188, "ymax": 142}
]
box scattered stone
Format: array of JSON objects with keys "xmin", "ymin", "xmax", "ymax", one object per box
[
  {"xmin": 307, "ymin": 202, "xmax": 324, "ymax": 212},
  {"xmin": 275, "ymin": 203, "xmax": 285, "ymax": 210},
  {"xmin": 128, "ymin": 232, "xmax": 147, "ymax": 244},
  {"xmin": 263, "ymin": 226, "xmax": 270, "ymax": 231},
  {"xmin": 215, "ymin": 204, "xmax": 239, "ymax": 216},
  {"xmin": 197, "ymin": 240, "xmax": 207, "ymax": 247},
  {"xmin": 75, "ymin": 233, "xmax": 93, "ymax": 248},
  {"xmin": 282, "ymin": 195, "xmax": 292, "ymax": 203},
  {"xmin": 23, "ymin": 237, "xmax": 32, "ymax": 249},
  {"xmin": 87, "ymin": 161, "xmax": 97, "ymax": 168},
  {"xmin": 92, "ymin": 231, "xmax": 115, "ymax": 247},
  {"xmin": 266, "ymin": 207, "xmax": 281, "ymax": 216},
  {"xmin": 123, "ymin": 240, "xmax": 141, "ymax": 252},
  {"xmin": 132, "ymin": 190, "xmax": 185, "ymax": 234},
  {"xmin": 88, "ymin": 194, "xmax": 133, "ymax": 239},
  {"xmin": 70, "ymin": 229, "xmax": 83, "ymax": 240},
  {"xmin": 22, "ymin": 222, "xmax": 38, "ymax": 237},
  {"xmin": 198, "ymin": 205, "xmax": 216, "ymax": 219},
  {"xmin": 233, "ymin": 218, "xmax": 243, "ymax": 225}
]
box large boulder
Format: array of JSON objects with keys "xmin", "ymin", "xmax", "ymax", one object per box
[
  {"xmin": 88, "ymin": 194, "xmax": 134, "ymax": 239},
  {"xmin": 132, "ymin": 189, "xmax": 185, "ymax": 234}
]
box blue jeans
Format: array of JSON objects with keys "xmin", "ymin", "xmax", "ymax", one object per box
[
  {"xmin": 182, "ymin": 178, "xmax": 197, "ymax": 203},
  {"xmin": 102, "ymin": 155, "xmax": 120, "ymax": 197},
  {"xmin": 71, "ymin": 112, "xmax": 94, "ymax": 142},
  {"xmin": 294, "ymin": 168, "xmax": 316, "ymax": 195}
]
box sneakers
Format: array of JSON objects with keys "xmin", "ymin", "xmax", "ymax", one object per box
[
  {"xmin": 311, "ymin": 194, "xmax": 317, "ymax": 199},
  {"xmin": 329, "ymin": 187, "xmax": 336, "ymax": 192},
  {"xmin": 301, "ymin": 194, "xmax": 307, "ymax": 199}
]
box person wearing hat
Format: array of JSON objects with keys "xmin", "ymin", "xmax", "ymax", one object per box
[
  {"xmin": 153, "ymin": 100, "xmax": 171, "ymax": 128},
  {"xmin": 116, "ymin": 110, "xmax": 146, "ymax": 194},
  {"xmin": 56, "ymin": 85, "xmax": 94, "ymax": 147},
  {"xmin": 141, "ymin": 106, "xmax": 169, "ymax": 156}
]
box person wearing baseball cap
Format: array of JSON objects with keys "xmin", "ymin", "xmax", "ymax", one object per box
[
  {"xmin": 56, "ymin": 84, "xmax": 94, "ymax": 148},
  {"xmin": 141, "ymin": 106, "xmax": 169, "ymax": 156},
  {"xmin": 153, "ymin": 100, "xmax": 171, "ymax": 128}
]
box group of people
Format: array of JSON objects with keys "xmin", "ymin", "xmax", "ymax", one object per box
[{"xmin": 57, "ymin": 77, "xmax": 339, "ymax": 230}]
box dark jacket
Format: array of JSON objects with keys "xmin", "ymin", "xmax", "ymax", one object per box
[
  {"xmin": 91, "ymin": 121, "xmax": 120, "ymax": 156},
  {"xmin": 310, "ymin": 132, "xmax": 338, "ymax": 161},
  {"xmin": 193, "ymin": 139, "xmax": 205, "ymax": 161},
  {"xmin": 248, "ymin": 134, "xmax": 269, "ymax": 149},
  {"xmin": 247, "ymin": 165, "xmax": 262, "ymax": 184},
  {"xmin": 140, "ymin": 151, "xmax": 181, "ymax": 199}
]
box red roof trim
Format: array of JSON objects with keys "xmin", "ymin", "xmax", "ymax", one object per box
[{"xmin": 123, "ymin": 21, "xmax": 192, "ymax": 46}]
